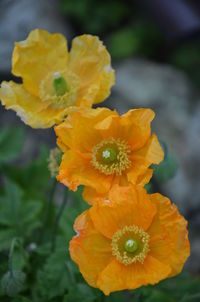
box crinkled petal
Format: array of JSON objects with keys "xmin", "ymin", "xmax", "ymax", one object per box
[
  {"xmin": 12, "ymin": 29, "xmax": 68, "ymax": 96},
  {"xmin": 90, "ymin": 186, "xmax": 157, "ymax": 239},
  {"xmin": 97, "ymin": 256, "xmax": 171, "ymax": 295},
  {"xmin": 69, "ymin": 35, "xmax": 115, "ymax": 105},
  {"xmin": 133, "ymin": 134, "xmax": 164, "ymax": 165},
  {"xmin": 57, "ymin": 150, "xmax": 112, "ymax": 192},
  {"xmin": 69, "ymin": 211, "xmax": 112, "ymax": 287},
  {"xmin": 0, "ymin": 81, "xmax": 67, "ymax": 128},
  {"xmin": 120, "ymin": 109, "xmax": 155, "ymax": 151},
  {"xmin": 55, "ymin": 107, "xmax": 117, "ymax": 153},
  {"xmin": 148, "ymin": 193, "xmax": 190, "ymax": 277}
]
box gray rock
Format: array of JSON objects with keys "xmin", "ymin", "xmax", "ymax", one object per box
[
  {"xmin": 110, "ymin": 58, "xmax": 200, "ymax": 215},
  {"xmin": 0, "ymin": 0, "xmax": 73, "ymax": 74}
]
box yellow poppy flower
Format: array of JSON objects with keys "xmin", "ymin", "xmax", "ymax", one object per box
[
  {"xmin": 0, "ymin": 29, "xmax": 114, "ymax": 128},
  {"xmin": 69, "ymin": 185, "xmax": 190, "ymax": 295},
  {"xmin": 55, "ymin": 107, "xmax": 164, "ymax": 204}
]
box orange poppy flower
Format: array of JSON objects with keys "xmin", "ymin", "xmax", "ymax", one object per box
[
  {"xmin": 69, "ymin": 185, "xmax": 190, "ymax": 295},
  {"xmin": 55, "ymin": 107, "xmax": 164, "ymax": 204}
]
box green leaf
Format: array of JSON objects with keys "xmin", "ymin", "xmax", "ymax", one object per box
[
  {"xmin": 12, "ymin": 247, "xmax": 28, "ymax": 272},
  {"xmin": 3, "ymin": 146, "xmax": 51, "ymax": 200},
  {"xmin": 0, "ymin": 229, "xmax": 19, "ymax": 251},
  {"xmin": 12, "ymin": 297, "xmax": 32, "ymax": 302},
  {"xmin": 63, "ymin": 283, "xmax": 96, "ymax": 302},
  {"xmin": 33, "ymin": 247, "xmax": 71, "ymax": 300},
  {"xmin": 0, "ymin": 180, "xmax": 43, "ymax": 251},
  {"xmin": 59, "ymin": 187, "xmax": 89, "ymax": 242},
  {"xmin": 0, "ymin": 127, "xmax": 24, "ymax": 164},
  {"xmin": 1, "ymin": 270, "xmax": 26, "ymax": 297},
  {"xmin": 181, "ymin": 293, "xmax": 200, "ymax": 302}
]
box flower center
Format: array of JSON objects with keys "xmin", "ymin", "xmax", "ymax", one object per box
[
  {"xmin": 39, "ymin": 70, "xmax": 79, "ymax": 109},
  {"xmin": 124, "ymin": 239, "xmax": 138, "ymax": 253},
  {"xmin": 92, "ymin": 138, "xmax": 131, "ymax": 175},
  {"xmin": 111, "ymin": 225, "xmax": 150, "ymax": 265},
  {"xmin": 102, "ymin": 147, "xmax": 117, "ymax": 164},
  {"xmin": 53, "ymin": 72, "xmax": 68, "ymax": 96}
]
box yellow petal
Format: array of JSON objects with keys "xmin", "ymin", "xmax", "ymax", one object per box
[
  {"xmin": 12, "ymin": 29, "xmax": 68, "ymax": 96},
  {"xmin": 0, "ymin": 81, "xmax": 68, "ymax": 128},
  {"xmin": 69, "ymin": 35, "xmax": 115, "ymax": 105}
]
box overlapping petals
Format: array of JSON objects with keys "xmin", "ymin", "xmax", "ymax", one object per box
[
  {"xmin": 0, "ymin": 29, "xmax": 114, "ymax": 128},
  {"xmin": 55, "ymin": 107, "xmax": 164, "ymax": 204},
  {"xmin": 69, "ymin": 185, "xmax": 190, "ymax": 295}
]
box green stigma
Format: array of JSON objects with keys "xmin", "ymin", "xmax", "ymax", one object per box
[
  {"xmin": 53, "ymin": 73, "xmax": 68, "ymax": 96},
  {"xmin": 124, "ymin": 239, "xmax": 138, "ymax": 253},
  {"xmin": 101, "ymin": 147, "xmax": 117, "ymax": 164}
]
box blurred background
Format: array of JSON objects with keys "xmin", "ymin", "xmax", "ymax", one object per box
[{"xmin": 0, "ymin": 0, "xmax": 200, "ymax": 276}]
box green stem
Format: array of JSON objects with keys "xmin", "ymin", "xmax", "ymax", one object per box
[
  {"xmin": 51, "ymin": 188, "xmax": 68, "ymax": 252},
  {"xmin": 45, "ymin": 178, "xmax": 57, "ymax": 225},
  {"xmin": 39, "ymin": 179, "xmax": 57, "ymax": 242},
  {"xmin": 9, "ymin": 238, "xmax": 18, "ymax": 278}
]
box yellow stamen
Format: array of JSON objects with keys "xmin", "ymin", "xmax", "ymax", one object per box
[
  {"xmin": 92, "ymin": 138, "xmax": 131, "ymax": 175},
  {"xmin": 111, "ymin": 225, "xmax": 150, "ymax": 265}
]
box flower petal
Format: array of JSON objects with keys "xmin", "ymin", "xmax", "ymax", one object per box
[
  {"xmin": 55, "ymin": 107, "xmax": 116, "ymax": 153},
  {"xmin": 133, "ymin": 134, "xmax": 164, "ymax": 165},
  {"xmin": 69, "ymin": 35, "xmax": 115, "ymax": 105},
  {"xmin": 120, "ymin": 108, "xmax": 155, "ymax": 151},
  {"xmin": 69, "ymin": 211, "xmax": 112, "ymax": 287},
  {"xmin": 12, "ymin": 29, "xmax": 68, "ymax": 96},
  {"xmin": 97, "ymin": 256, "xmax": 171, "ymax": 295},
  {"xmin": 90, "ymin": 186, "xmax": 157, "ymax": 239},
  {"xmin": 148, "ymin": 193, "xmax": 190, "ymax": 277},
  {"xmin": 0, "ymin": 81, "xmax": 67, "ymax": 128},
  {"xmin": 57, "ymin": 150, "xmax": 112, "ymax": 193}
]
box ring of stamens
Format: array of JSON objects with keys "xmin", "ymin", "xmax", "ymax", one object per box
[
  {"xmin": 111, "ymin": 225, "xmax": 150, "ymax": 265},
  {"xmin": 91, "ymin": 138, "xmax": 131, "ymax": 175}
]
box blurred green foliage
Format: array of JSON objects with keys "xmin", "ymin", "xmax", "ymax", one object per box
[
  {"xmin": 61, "ymin": 0, "xmax": 200, "ymax": 89},
  {"xmin": 0, "ymin": 126, "xmax": 199, "ymax": 301},
  {"xmin": 171, "ymin": 41, "xmax": 200, "ymax": 88},
  {"xmin": 152, "ymin": 142, "xmax": 179, "ymax": 184},
  {"xmin": 60, "ymin": 0, "xmax": 164, "ymax": 60},
  {"xmin": 60, "ymin": 0, "xmax": 131, "ymax": 34}
]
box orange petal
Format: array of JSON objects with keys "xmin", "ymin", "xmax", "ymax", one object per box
[
  {"xmin": 55, "ymin": 108, "xmax": 116, "ymax": 153},
  {"xmin": 148, "ymin": 193, "xmax": 190, "ymax": 277},
  {"xmin": 83, "ymin": 186, "xmax": 109, "ymax": 206},
  {"xmin": 90, "ymin": 186, "xmax": 157, "ymax": 239},
  {"xmin": 133, "ymin": 134, "xmax": 164, "ymax": 165},
  {"xmin": 120, "ymin": 108, "xmax": 155, "ymax": 151},
  {"xmin": 97, "ymin": 256, "xmax": 171, "ymax": 295},
  {"xmin": 58, "ymin": 150, "xmax": 112, "ymax": 193},
  {"xmin": 69, "ymin": 211, "xmax": 112, "ymax": 288}
]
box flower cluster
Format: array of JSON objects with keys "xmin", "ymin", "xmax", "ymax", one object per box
[{"xmin": 0, "ymin": 29, "xmax": 190, "ymax": 296}]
